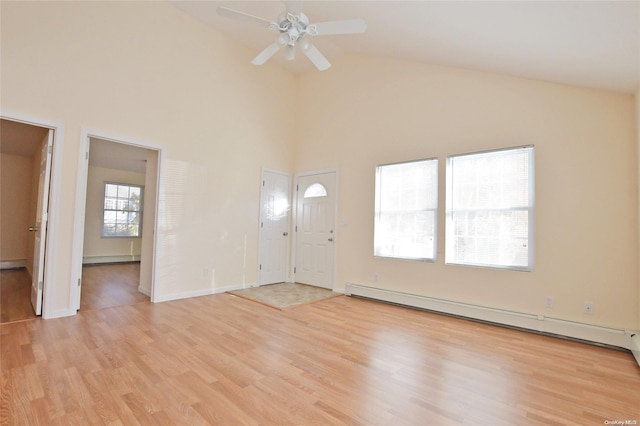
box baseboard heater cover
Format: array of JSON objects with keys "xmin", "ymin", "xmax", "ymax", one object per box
[
  {"xmin": 631, "ymin": 334, "xmax": 640, "ymax": 367},
  {"xmin": 345, "ymin": 283, "xmax": 638, "ymax": 362},
  {"xmin": 83, "ymin": 255, "xmax": 141, "ymax": 265},
  {"xmin": 1, "ymin": 259, "xmax": 27, "ymax": 270}
]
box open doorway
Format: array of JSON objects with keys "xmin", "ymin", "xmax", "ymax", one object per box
[
  {"xmin": 0, "ymin": 118, "xmax": 53, "ymax": 323},
  {"xmin": 73, "ymin": 134, "xmax": 160, "ymax": 312}
]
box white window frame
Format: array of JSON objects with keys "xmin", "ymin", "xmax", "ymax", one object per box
[
  {"xmin": 374, "ymin": 158, "xmax": 439, "ymax": 262},
  {"xmin": 445, "ymin": 145, "xmax": 535, "ymax": 271},
  {"xmin": 102, "ymin": 181, "xmax": 144, "ymax": 238}
]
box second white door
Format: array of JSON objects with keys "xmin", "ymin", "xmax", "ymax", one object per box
[
  {"xmin": 30, "ymin": 129, "xmax": 53, "ymax": 315},
  {"xmin": 295, "ymin": 172, "xmax": 336, "ymax": 289},
  {"xmin": 258, "ymin": 170, "xmax": 291, "ymax": 285}
]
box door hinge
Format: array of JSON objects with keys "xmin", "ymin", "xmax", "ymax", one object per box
[
  {"xmin": 259, "ymin": 264, "xmax": 262, "ymax": 270},
  {"xmin": 295, "ymin": 225, "xmax": 297, "ymax": 232},
  {"xmin": 78, "ymin": 278, "xmax": 81, "ymax": 287},
  {"xmin": 294, "ymin": 267, "xmax": 296, "ymax": 273},
  {"xmin": 38, "ymin": 281, "xmax": 43, "ymax": 290},
  {"xmin": 85, "ymin": 151, "xmax": 89, "ymax": 160},
  {"xmin": 296, "ymin": 184, "xmax": 299, "ymax": 191},
  {"xmin": 261, "ymin": 222, "xmax": 263, "ymax": 228},
  {"xmin": 48, "ymin": 145, "xmax": 53, "ymax": 154},
  {"xmin": 263, "ymin": 180, "xmax": 265, "ymax": 186}
]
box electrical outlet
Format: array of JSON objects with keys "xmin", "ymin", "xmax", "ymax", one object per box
[
  {"xmin": 583, "ymin": 301, "xmax": 594, "ymax": 314},
  {"xmin": 545, "ymin": 296, "xmax": 553, "ymax": 308}
]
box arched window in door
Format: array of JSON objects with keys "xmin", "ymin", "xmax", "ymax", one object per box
[{"xmin": 303, "ymin": 183, "xmax": 328, "ymax": 198}]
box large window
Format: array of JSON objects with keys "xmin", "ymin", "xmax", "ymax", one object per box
[
  {"xmin": 445, "ymin": 146, "xmax": 534, "ymax": 270},
  {"xmin": 374, "ymin": 159, "xmax": 438, "ymax": 261},
  {"xmin": 102, "ymin": 182, "xmax": 143, "ymax": 238}
]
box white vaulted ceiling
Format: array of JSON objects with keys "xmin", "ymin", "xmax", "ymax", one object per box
[{"xmin": 172, "ymin": 1, "xmax": 640, "ymax": 94}]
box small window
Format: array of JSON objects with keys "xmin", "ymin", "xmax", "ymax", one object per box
[
  {"xmin": 304, "ymin": 183, "xmax": 327, "ymax": 198},
  {"xmin": 445, "ymin": 146, "xmax": 534, "ymax": 270},
  {"xmin": 102, "ymin": 182, "xmax": 143, "ymax": 238},
  {"xmin": 374, "ymin": 158, "xmax": 438, "ymax": 261}
]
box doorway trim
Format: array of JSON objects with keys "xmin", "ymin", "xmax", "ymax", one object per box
[
  {"xmin": 292, "ymin": 168, "xmax": 339, "ymax": 289},
  {"xmin": 0, "ymin": 111, "xmax": 65, "ymax": 319},
  {"xmin": 71, "ymin": 128, "xmax": 162, "ymax": 311}
]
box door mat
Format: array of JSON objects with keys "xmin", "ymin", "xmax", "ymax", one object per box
[{"xmin": 228, "ymin": 282, "xmax": 341, "ymax": 310}]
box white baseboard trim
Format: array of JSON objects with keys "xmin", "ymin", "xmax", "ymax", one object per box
[
  {"xmin": 45, "ymin": 308, "xmax": 76, "ymax": 320},
  {"xmin": 1, "ymin": 259, "xmax": 27, "ymax": 269},
  {"xmin": 153, "ymin": 282, "xmax": 252, "ymax": 303},
  {"xmin": 345, "ymin": 283, "xmax": 639, "ymax": 362},
  {"xmin": 83, "ymin": 255, "xmax": 140, "ymax": 265},
  {"xmin": 631, "ymin": 333, "xmax": 640, "ymax": 366}
]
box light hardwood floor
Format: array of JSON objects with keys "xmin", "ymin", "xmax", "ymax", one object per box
[
  {"xmin": 80, "ymin": 263, "xmax": 148, "ymax": 311},
  {"xmin": 1, "ymin": 263, "xmax": 146, "ymax": 324},
  {"xmin": 1, "ymin": 293, "xmax": 639, "ymax": 425},
  {"xmin": 0, "ymin": 269, "xmax": 37, "ymax": 324}
]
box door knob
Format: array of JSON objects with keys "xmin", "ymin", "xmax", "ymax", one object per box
[
  {"xmin": 283, "ymin": 232, "xmax": 289, "ymax": 236},
  {"xmin": 328, "ymin": 238, "xmax": 333, "ymax": 242},
  {"xmin": 28, "ymin": 226, "xmax": 38, "ymax": 232}
]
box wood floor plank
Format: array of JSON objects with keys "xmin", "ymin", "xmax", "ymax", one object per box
[
  {"xmin": 0, "ymin": 269, "xmax": 36, "ymax": 324},
  {"xmin": 1, "ymin": 293, "xmax": 639, "ymax": 425}
]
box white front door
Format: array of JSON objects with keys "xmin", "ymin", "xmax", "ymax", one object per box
[
  {"xmin": 258, "ymin": 170, "xmax": 291, "ymax": 285},
  {"xmin": 31, "ymin": 129, "xmax": 53, "ymax": 315},
  {"xmin": 295, "ymin": 172, "xmax": 336, "ymax": 289}
]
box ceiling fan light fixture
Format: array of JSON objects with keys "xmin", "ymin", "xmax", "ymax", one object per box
[
  {"xmin": 277, "ymin": 34, "xmax": 288, "ymax": 46},
  {"xmin": 299, "ymin": 38, "xmax": 311, "ymax": 52},
  {"xmin": 216, "ymin": 6, "xmax": 366, "ymax": 71},
  {"xmin": 285, "ymin": 45, "xmax": 296, "ymax": 61}
]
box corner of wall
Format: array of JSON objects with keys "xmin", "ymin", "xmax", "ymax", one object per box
[{"xmin": 636, "ymin": 89, "xmax": 640, "ymax": 331}]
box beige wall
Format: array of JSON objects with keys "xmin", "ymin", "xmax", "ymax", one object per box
[
  {"xmin": 83, "ymin": 165, "xmax": 146, "ymax": 259},
  {"xmin": 1, "ymin": 1, "xmax": 637, "ymax": 329},
  {"xmin": 0, "ymin": 153, "xmax": 34, "ymax": 263},
  {"xmin": 1, "ymin": 1, "xmax": 296, "ymax": 313},
  {"xmin": 296, "ymin": 55, "xmax": 638, "ymax": 330}
]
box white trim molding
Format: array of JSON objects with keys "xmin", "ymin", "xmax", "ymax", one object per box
[
  {"xmin": 153, "ymin": 282, "xmax": 249, "ymax": 303},
  {"xmin": 345, "ymin": 283, "xmax": 639, "ymax": 365},
  {"xmin": 82, "ymin": 255, "xmax": 141, "ymax": 265},
  {"xmin": 0, "ymin": 111, "xmax": 65, "ymax": 320},
  {"xmin": 72, "ymin": 128, "xmax": 164, "ymax": 312}
]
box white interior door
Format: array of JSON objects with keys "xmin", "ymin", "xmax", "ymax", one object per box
[
  {"xmin": 31, "ymin": 129, "xmax": 53, "ymax": 315},
  {"xmin": 258, "ymin": 170, "xmax": 291, "ymax": 285},
  {"xmin": 295, "ymin": 172, "xmax": 336, "ymax": 289}
]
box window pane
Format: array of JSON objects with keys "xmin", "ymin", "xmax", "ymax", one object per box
[
  {"xmin": 374, "ymin": 158, "xmax": 438, "ymax": 261},
  {"xmin": 105, "ymin": 184, "xmax": 118, "ymax": 197},
  {"xmin": 446, "ymin": 146, "xmax": 534, "ymax": 270},
  {"xmin": 117, "ymin": 185, "xmax": 130, "ymax": 198},
  {"xmin": 304, "ymin": 183, "xmax": 327, "ymax": 198},
  {"xmin": 102, "ymin": 182, "xmax": 144, "ymax": 238}
]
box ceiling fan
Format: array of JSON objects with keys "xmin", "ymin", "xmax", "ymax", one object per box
[{"xmin": 216, "ymin": 4, "xmax": 366, "ymax": 71}]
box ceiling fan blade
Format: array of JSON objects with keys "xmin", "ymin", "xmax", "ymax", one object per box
[
  {"xmin": 252, "ymin": 42, "xmax": 283, "ymax": 65},
  {"xmin": 312, "ymin": 19, "xmax": 367, "ymax": 36},
  {"xmin": 216, "ymin": 7, "xmax": 273, "ymax": 28},
  {"xmin": 302, "ymin": 43, "xmax": 331, "ymax": 71}
]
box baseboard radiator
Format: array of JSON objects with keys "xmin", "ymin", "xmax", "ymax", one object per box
[
  {"xmin": 83, "ymin": 255, "xmax": 140, "ymax": 265},
  {"xmin": 345, "ymin": 283, "xmax": 639, "ymax": 364},
  {"xmin": 1, "ymin": 259, "xmax": 27, "ymax": 270},
  {"xmin": 631, "ymin": 334, "xmax": 640, "ymax": 366}
]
